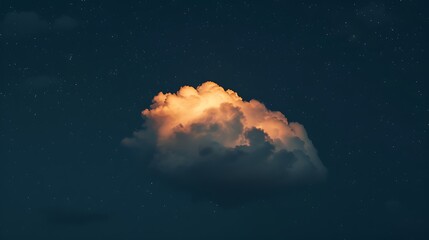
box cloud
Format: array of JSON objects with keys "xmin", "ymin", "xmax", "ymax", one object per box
[
  {"xmin": 2, "ymin": 11, "xmax": 78, "ymax": 37},
  {"xmin": 2, "ymin": 11, "xmax": 49, "ymax": 36},
  {"xmin": 123, "ymin": 82, "xmax": 327, "ymax": 205}
]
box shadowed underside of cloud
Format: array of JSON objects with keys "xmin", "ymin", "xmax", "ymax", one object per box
[{"xmin": 123, "ymin": 81, "xmax": 327, "ymax": 205}]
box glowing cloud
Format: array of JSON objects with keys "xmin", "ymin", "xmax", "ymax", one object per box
[{"xmin": 123, "ymin": 81, "xmax": 327, "ymax": 204}]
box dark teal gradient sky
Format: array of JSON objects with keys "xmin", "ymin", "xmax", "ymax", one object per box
[{"xmin": 1, "ymin": 1, "xmax": 427, "ymax": 239}]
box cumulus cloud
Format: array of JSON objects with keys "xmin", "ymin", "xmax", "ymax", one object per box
[{"xmin": 123, "ymin": 81, "xmax": 327, "ymax": 204}]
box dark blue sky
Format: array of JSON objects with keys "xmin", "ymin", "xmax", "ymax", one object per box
[{"xmin": 1, "ymin": 1, "xmax": 427, "ymax": 239}]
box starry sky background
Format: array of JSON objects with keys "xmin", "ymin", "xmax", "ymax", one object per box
[{"xmin": 0, "ymin": 1, "xmax": 427, "ymax": 239}]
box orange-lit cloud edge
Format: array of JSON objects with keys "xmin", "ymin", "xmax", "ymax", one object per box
[{"xmin": 123, "ymin": 81, "xmax": 327, "ymax": 194}]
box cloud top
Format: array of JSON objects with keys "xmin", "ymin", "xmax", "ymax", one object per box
[{"xmin": 123, "ymin": 81, "xmax": 327, "ymax": 204}]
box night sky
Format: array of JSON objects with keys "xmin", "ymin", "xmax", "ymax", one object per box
[{"xmin": 1, "ymin": 1, "xmax": 428, "ymax": 239}]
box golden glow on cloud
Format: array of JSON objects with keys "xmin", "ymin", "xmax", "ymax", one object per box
[
  {"xmin": 143, "ymin": 82, "xmax": 318, "ymax": 154},
  {"xmin": 123, "ymin": 81, "xmax": 326, "ymax": 202},
  {"xmin": 149, "ymin": 84, "xmax": 261, "ymax": 139}
]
